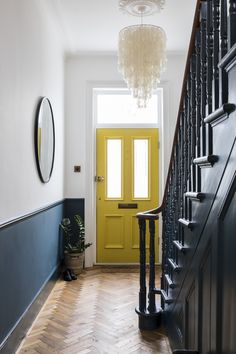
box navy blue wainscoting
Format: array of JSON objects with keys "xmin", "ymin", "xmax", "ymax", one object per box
[
  {"xmin": 0, "ymin": 201, "xmax": 64, "ymax": 350},
  {"xmin": 64, "ymin": 198, "xmax": 84, "ymax": 220},
  {"xmin": 64, "ymin": 198, "xmax": 85, "ymax": 241}
]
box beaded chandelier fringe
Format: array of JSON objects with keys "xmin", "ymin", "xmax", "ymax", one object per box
[{"xmin": 118, "ymin": 24, "xmax": 166, "ymax": 107}]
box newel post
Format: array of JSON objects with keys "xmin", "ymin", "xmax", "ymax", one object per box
[
  {"xmin": 135, "ymin": 212, "xmax": 162, "ymax": 330},
  {"xmin": 138, "ymin": 218, "xmax": 146, "ymax": 313}
]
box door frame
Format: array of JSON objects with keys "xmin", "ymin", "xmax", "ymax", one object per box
[{"xmin": 85, "ymin": 81, "xmax": 169, "ymax": 267}]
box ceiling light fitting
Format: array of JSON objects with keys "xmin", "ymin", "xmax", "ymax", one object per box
[
  {"xmin": 118, "ymin": 0, "xmax": 167, "ymax": 108},
  {"xmin": 119, "ymin": 0, "xmax": 165, "ymax": 16}
]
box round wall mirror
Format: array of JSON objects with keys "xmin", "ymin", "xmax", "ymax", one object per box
[{"xmin": 35, "ymin": 97, "xmax": 55, "ymax": 183}]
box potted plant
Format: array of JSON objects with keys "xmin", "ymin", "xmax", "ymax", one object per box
[{"xmin": 60, "ymin": 214, "xmax": 92, "ymax": 276}]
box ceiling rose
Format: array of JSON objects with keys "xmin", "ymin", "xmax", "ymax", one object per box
[{"xmin": 119, "ymin": 0, "xmax": 165, "ymax": 16}]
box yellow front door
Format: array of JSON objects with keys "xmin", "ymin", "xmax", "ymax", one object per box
[{"xmin": 96, "ymin": 128, "xmax": 159, "ymax": 263}]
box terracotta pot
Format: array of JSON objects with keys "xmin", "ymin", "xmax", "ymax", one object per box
[{"xmin": 64, "ymin": 251, "xmax": 85, "ymax": 275}]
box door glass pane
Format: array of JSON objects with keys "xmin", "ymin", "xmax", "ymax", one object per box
[
  {"xmin": 107, "ymin": 139, "xmax": 122, "ymax": 198},
  {"xmin": 95, "ymin": 89, "xmax": 160, "ymax": 124},
  {"xmin": 134, "ymin": 139, "xmax": 149, "ymax": 198}
]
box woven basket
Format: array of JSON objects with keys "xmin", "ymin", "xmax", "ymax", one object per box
[{"xmin": 64, "ymin": 252, "xmax": 85, "ymax": 275}]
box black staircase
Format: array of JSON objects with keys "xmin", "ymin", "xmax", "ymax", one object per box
[{"xmin": 136, "ymin": 1, "xmax": 236, "ymax": 353}]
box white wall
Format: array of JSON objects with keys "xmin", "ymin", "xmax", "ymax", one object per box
[
  {"xmin": 0, "ymin": 0, "xmax": 65, "ymax": 223},
  {"xmin": 65, "ymin": 53, "xmax": 186, "ymax": 198},
  {"xmin": 64, "ymin": 53, "xmax": 186, "ymax": 265}
]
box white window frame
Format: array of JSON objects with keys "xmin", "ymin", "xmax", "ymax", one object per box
[
  {"xmin": 85, "ymin": 81, "xmax": 169, "ymax": 266},
  {"xmin": 93, "ymin": 87, "xmax": 163, "ymax": 128}
]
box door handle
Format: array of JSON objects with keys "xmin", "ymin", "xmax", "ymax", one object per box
[{"xmin": 95, "ymin": 176, "xmax": 105, "ymax": 182}]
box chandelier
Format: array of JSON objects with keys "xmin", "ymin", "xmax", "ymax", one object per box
[{"xmin": 118, "ymin": 0, "xmax": 167, "ymax": 108}]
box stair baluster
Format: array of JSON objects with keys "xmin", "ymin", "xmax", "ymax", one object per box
[
  {"xmin": 220, "ymin": 0, "xmax": 228, "ymax": 105},
  {"xmin": 200, "ymin": 3, "xmax": 207, "ymax": 156},
  {"xmin": 138, "ymin": 218, "xmax": 146, "ymax": 313},
  {"xmin": 148, "ymin": 219, "xmax": 156, "ymax": 314},
  {"xmin": 190, "ymin": 55, "xmax": 197, "ymax": 192},
  {"xmin": 195, "ymin": 30, "xmax": 202, "ymax": 192},
  {"xmin": 229, "ymin": 0, "xmax": 236, "ymax": 47},
  {"xmin": 212, "ymin": 0, "xmax": 220, "ymax": 110},
  {"xmin": 206, "ymin": 0, "xmax": 213, "ymax": 155}
]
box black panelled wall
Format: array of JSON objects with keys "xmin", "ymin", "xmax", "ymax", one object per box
[
  {"xmin": 0, "ymin": 198, "xmax": 84, "ymax": 352},
  {"xmin": 64, "ymin": 198, "xmax": 84, "ymax": 220},
  {"xmin": 162, "ymin": 4, "xmax": 236, "ymax": 352},
  {"xmin": 136, "ymin": 1, "xmax": 236, "ymax": 353}
]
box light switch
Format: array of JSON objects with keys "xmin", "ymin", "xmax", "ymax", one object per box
[{"xmin": 74, "ymin": 165, "xmax": 81, "ymax": 172}]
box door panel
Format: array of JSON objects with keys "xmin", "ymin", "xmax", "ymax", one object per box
[
  {"xmin": 96, "ymin": 128, "xmax": 159, "ymax": 263},
  {"xmin": 104, "ymin": 214, "xmax": 124, "ymax": 249},
  {"xmin": 185, "ymin": 281, "xmax": 197, "ymax": 350}
]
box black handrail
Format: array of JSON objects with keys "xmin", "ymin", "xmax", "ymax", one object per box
[{"xmin": 136, "ymin": 206, "xmax": 162, "ymax": 219}]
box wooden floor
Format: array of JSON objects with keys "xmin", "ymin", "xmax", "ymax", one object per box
[{"xmin": 17, "ymin": 267, "xmax": 171, "ymax": 354}]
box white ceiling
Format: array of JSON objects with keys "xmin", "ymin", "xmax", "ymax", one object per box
[{"xmin": 51, "ymin": 0, "xmax": 197, "ymax": 54}]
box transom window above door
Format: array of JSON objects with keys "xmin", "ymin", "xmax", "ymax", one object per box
[{"xmin": 94, "ymin": 88, "xmax": 162, "ymax": 126}]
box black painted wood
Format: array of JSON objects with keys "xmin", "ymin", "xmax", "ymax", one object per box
[
  {"xmin": 148, "ymin": 220, "xmax": 156, "ymax": 313},
  {"xmin": 185, "ymin": 192, "xmax": 205, "ymax": 202},
  {"xmin": 168, "ymin": 258, "xmax": 181, "ymax": 272},
  {"xmin": 212, "ymin": 0, "xmax": 220, "ymax": 110},
  {"xmin": 138, "ymin": 219, "xmax": 146, "ymax": 313},
  {"xmin": 206, "ymin": 1, "xmax": 213, "ymax": 155},
  {"xmin": 159, "ymin": 289, "xmax": 173, "ymax": 304},
  {"xmin": 190, "ymin": 56, "xmax": 197, "ymax": 191},
  {"xmin": 195, "ymin": 30, "xmax": 201, "ymax": 161},
  {"xmin": 204, "ymin": 102, "xmax": 235, "ymax": 125},
  {"xmin": 165, "ymin": 10, "xmax": 236, "ymax": 351},
  {"xmin": 178, "ymin": 218, "xmax": 194, "ymax": 230},
  {"xmin": 219, "ymin": 0, "xmax": 228, "ymax": 105},
  {"xmin": 193, "ymin": 154, "xmax": 218, "ymax": 167},
  {"xmin": 164, "ymin": 273, "xmax": 175, "ymax": 289},
  {"xmin": 136, "ymin": 2, "xmax": 236, "ymax": 352},
  {"xmin": 195, "ymin": 29, "xmax": 202, "ymax": 193},
  {"xmin": 229, "ymin": 0, "xmax": 236, "ymax": 47},
  {"xmin": 219, "ymin": 171, "xmax": 236, "ymax": 353},
  {"xmin": 173, "ymin": 240, "xmax": 188, "ymax": 253},
  {"xmin": 136, "ymin": 215, "xmax": 162, "ymax": 330},
  {"xmin": 185, "ymin": 281, "xmax": 197, "ymax": 349},
  {"xmin": 200, "ymin": 3, "xmax": 207, "ymax": 156}
]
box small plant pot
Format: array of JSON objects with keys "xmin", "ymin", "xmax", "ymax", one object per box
[{"xmin": 64, "ymin": 252, "xmax": 85, "ymax": 275}]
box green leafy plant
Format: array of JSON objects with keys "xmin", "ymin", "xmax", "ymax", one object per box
[{"xmin": 60, "ymin": 214, "xmax": 92, "ymax": 253}]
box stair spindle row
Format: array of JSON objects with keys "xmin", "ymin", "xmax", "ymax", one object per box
[{"xmin": 136, "ymin": 0, "xmax": 234, "ymax": 332}]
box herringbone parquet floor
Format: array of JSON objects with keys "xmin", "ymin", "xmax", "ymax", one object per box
[{"xmin": 17, "ymin": 267, "xmax": 171, "ymax": 354}]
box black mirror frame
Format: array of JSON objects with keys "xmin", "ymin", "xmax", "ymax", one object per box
[{"xmin": 35, "ymin": 97, "xmax": 55, "ymax": 183}]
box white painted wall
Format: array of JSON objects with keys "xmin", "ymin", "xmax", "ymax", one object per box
[
  {"xmin": 65, "ymin": 53, "xmax": 185, "ymax": 197},
  {"xmin": 64, "ymin": 53, "xmax": 186, "ymax": 265},
  {"xmin": 0, "ymin": 0, "xmax": 65, "ymax": 224}
]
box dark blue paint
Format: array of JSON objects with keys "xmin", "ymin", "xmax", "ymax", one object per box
[
  {"xmin": 64, "ymin": 199, "xmax": 85, "ymax": 242},
  {"xmin": 0, "ymin": 198, "xmax": 84, "ymax": 349},
  {"xmin": 64, "ymin": 198, "xmax": 84, "ymax": 220}
]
